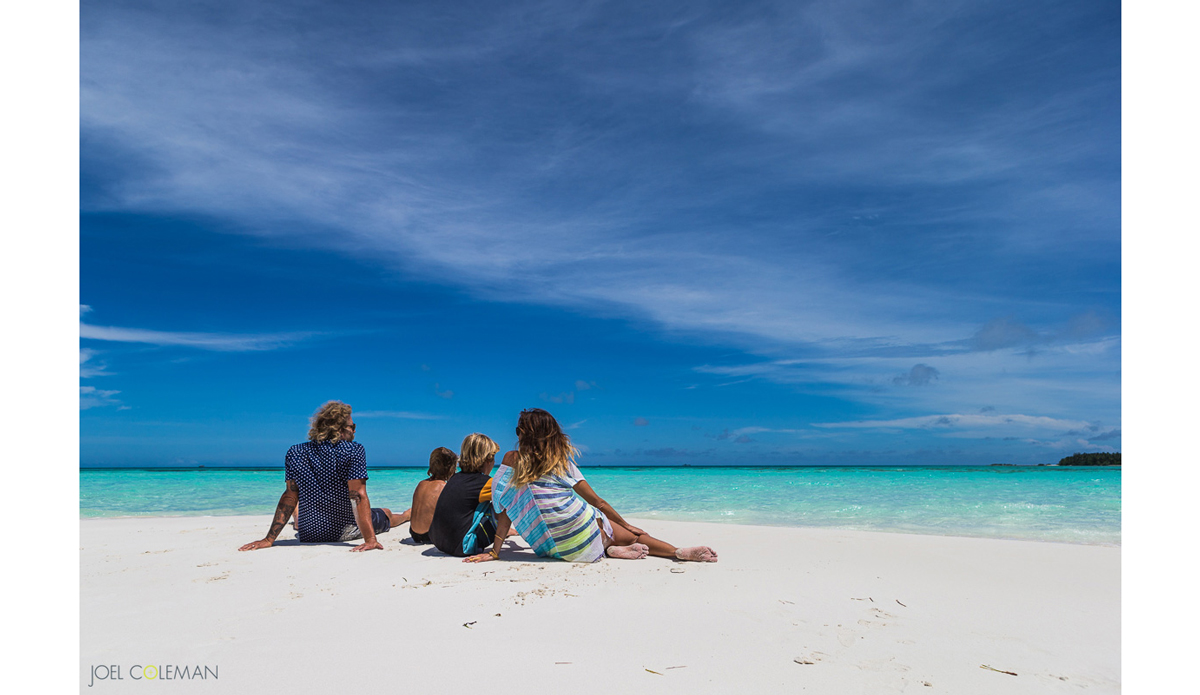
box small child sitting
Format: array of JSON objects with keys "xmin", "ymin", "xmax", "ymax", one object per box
[
  {"xmin": 408, "ymin": 447, "xmax": 458, "ymax": 544},
  {"xmin": 428, "ymin": 433, "xmax": 500, "ymax": 557}
]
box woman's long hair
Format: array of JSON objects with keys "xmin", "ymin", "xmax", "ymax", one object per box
[
  {"xmin": 308, "ymin": 401, "xmax": 352, "ymax": 443},
  {"xmin": 512, "ymin": 408, "xmax": 578, "ymax": 485}
]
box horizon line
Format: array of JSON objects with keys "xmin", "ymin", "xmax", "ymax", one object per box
[{"xmin": 78, "ymin": 462, "xmax": 1119, "ymax": 471}]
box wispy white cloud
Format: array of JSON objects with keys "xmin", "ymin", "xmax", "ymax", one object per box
[
  {"xmin": 80, "ymin": 348, "xmax": 111, "ymax": 378},
  {"xmin": 696, "ymin": 335, "xmax": 1121, "ymax": 425},
  {"xmin": 354, "ymin": 410, "xmax": 445, "ymax": 420},
  {"xmin": 812, "ymin": 412, "xmax": 1093, "ymax": 433},
  {"xmin": 710, "ymin": 425, "xmax": 803, "ymax": 444},
  {"xmin": 728, "ymin": 426, "xmax": 801, "ymax": 437},
  {"xmin": 80, "ymin": 323, "xmax": 313, "ymax": 351},
  {"xmin": 80, "ymin": 2, "xmax": 1115, "ymax": 356},
  {"xmin": 80, "ymin": 385, "xmax": 121, "ymax": 410},
  {"xmin": 80, "ymin": 1, "xmax": 1119, "ymax": 432}
]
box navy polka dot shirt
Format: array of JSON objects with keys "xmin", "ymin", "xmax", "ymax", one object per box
[{"xmin": 284, "ymin": 440, "xmax": 369, "ymax": 543}]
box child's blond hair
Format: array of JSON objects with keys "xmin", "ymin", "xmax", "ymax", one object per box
[{"xmin": 459, "ymin": 433, "xmax": 500, "ymax": 474}]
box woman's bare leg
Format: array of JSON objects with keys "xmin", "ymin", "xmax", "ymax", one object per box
[
  {"xmin": 611, "ymin": 522, "xmax": 718, "ymax": 562},
  {"xmin": 599, "ymin": 518, "xmax": 717, "ymax": 562},
  {"xmin": 599, "ymin": 519, "xmax": 648, "ymax": 559},
  {"xmin": 671, "ymin": 545, "xmax": 718, "ymax": 562}
]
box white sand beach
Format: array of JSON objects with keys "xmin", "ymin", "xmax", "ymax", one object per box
[{"xmin": 80, "ymin": 516, "xmax": 1119, "ymax": 693}]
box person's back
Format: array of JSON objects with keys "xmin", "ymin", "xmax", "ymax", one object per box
[
  {"xmin": 490, "ymin": 459, "xmax": 557, "ymax": 557},
  {"xmin": 409, "ymin": 447, "xmax": 457, "ymax": 544},
  {"xmin": 428, "ymin": 472, "xmax": 494, "ymax": 556},
  {"xmin": 287, "ymin": 439, "xmax": 369, "ymax": 542},
  {"xmin": 466, "ymin": 408, "xmax": 717, "ymax": 565},
  {"xmin": 492, "ymin": 456, "xmax": 605, "ymax": 561},
  {"xmin": 427, "ymin": 434, "xmax": 499, "ymax": 557},
  {"xmin": 240, "ymin": 400, "xmax": 410, "ymax": 553}
]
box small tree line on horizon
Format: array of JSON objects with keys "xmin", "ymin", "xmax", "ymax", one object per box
[{"xmin": 1058, "ymin": 452, "xmax": 1121, "ymax": 466}]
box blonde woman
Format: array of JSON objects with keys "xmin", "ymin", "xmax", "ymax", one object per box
[
  {"xmin": 464, "ymin": 408, "xmax": 718, "ymax": 564},
  {"xmin": 427, "ymin": 434, "xmax": 502, "ymax": 557}
]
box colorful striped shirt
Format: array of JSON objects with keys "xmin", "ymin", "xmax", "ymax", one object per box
[{"xmin": 492, "ymin": 462, "xmax": 611, "ymax": 563}]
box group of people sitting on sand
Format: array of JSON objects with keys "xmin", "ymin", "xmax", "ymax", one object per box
[{"xmin": 239, "ymin": 402, "xmax": 718, "ymax": 564}]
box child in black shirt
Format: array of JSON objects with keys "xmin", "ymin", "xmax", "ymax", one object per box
[{"xmin": 428, "ymin": 433, "xmax": 499, "ymax": 557}]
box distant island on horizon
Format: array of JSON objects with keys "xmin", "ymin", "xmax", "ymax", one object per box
[{"xmin": 1056, "ymin": 452, "xmax": 1121, "ymax": 466}]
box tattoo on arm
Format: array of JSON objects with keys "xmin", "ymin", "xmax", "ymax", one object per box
[{"xmin": 266, "ymin": 483, "xmax": 299, "ymax": 541}]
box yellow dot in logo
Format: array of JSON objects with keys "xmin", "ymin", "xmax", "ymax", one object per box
[{"xmin": 144, "ymin": 665, "xmax": 158, "ymax": 680}]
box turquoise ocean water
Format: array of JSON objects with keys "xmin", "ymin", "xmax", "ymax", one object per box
[{"xmin": 80, "ymin": 466, "xmax": 1120, "ymax": 545}]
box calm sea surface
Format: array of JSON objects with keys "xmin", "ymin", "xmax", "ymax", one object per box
[{"xmin": 79, "ymin": 466, "xmax": 1121, "ymax": 545}]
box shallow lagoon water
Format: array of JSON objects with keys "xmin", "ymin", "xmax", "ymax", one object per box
[{"xmin": 80, "ymin": 465, "xmax": 1120, "ymax": 545}]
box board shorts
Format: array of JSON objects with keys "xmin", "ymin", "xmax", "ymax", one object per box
[{"xmin": 337, "ymin": 508, "xmax": 392, "ymax": 541}]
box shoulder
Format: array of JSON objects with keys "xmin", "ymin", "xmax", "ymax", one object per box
[
  {"xmin": 448, "ymin": 472, "xmax": 480, "ymax": 487},
  {"xmin": 286, "ymin": 442, "xmax": 311, "ymax": 455},
  {"xmin": 554, "ymin": 462, "xmax": 584, "ymax": 485},
  {"xmin": 491, "ymin": 465, "xmax": 513, "ymax": 490},
  {"xmin": 337, "ymin": 441, "xmax": 366, "ymax": 454}
]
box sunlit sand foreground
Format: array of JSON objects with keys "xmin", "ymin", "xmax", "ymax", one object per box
[{"xmin": 81, "ymin": 516, "xmax": 1118, "ymax": 693}]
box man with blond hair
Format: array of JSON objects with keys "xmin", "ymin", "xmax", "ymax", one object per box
[{"xmin": 239, "ymin": 401, "xmax": 410, "ymax": 552}]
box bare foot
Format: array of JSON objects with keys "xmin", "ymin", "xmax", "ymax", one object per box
[
  {"xmin": 606, "ymin": 542, "xmax": 650, "ymax": 559},
  {"xmin": 674, "ymin": 546, "xmax": 718, "ymax": 562}
]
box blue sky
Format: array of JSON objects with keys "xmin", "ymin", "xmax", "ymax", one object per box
[{"xmin": 79, "ymin": 0, "xmax": 1120, "ymax": 466}]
